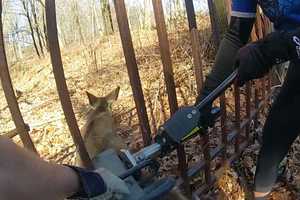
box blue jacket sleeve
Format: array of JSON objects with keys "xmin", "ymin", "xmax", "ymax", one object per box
[{"xmin": 231, "ymin": 0, "xmax": 257, "ymax": 18}]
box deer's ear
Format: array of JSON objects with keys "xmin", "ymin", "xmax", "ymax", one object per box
[
  {"xmin": 86, "ymin": 91, "xmax": 98, "ymax": 106},
  {"xmin": 105, "ymin": 86, "xmax": 120, "ymax": 103}
]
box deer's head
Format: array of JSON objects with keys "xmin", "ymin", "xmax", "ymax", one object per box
[{"xmin": 86, "ymin": 86, "xmax": 120, "ymax": 113}]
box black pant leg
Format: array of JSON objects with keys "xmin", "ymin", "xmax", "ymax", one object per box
[{"xmin": 254, "ymin": 59, "xmax": 300, "ymax": 192}]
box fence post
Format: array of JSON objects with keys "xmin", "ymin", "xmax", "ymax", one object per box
[
  {"xmin": 234, "ymin": 83, "xmax": 241, "ymax": 154},
  {"xmin": 184, "ymin": 0, "xmax": 197, "ymax": 30},
  {"xmin": 45, "ymin": 0, "xmax": 93, "ymax": 169},
  {"xmin": 0, "ymin": 2, "xmax": 37, "ymax": 153},
  {"xmin": 113, "ymin": 0, "xmax": 152, "ymax": 146},
  {"xmin": 152, "ymin": 0, "xmax": 178, "ymax": 115},
  {"xmin": 207, "ymin": 0, "xmax": 220, "ymax": 46},
  {"xmin": 152, "ymin": 0, "xmax": 190, "ymax": 193},
  {"xmin": 245, "ymin": 82, "xmax": 251, "ymax": 138},
  {"xmin": 220, "ymin": 93, "xmax": 227, "ymax": 161},
  {"xmin": 191, "ymin": 29, "xmax": 204, "ymax": 94}
]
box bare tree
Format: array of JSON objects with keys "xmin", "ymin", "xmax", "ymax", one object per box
[
  {"xmin": 101, "ymin": 0, "xmax": 114, "ymax": 35},
  {"xmin": 29, "ymin": 0, "xmax": 44, "ymax": 56},
  {"xmin": 207, "ymin": 0, "xmax": 229, "ymax": 46},
  {"xmin": 71, "ymin": 0, "xmax": 85, "ymax": 44},
  {"xmin": 20, "ymin": 0, "xmax": 41, "ymax": 57}
]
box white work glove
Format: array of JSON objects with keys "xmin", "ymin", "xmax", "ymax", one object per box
[
  {"xmin": 66, "ymin": 166, "xmax": 129, "ymax": 200},
  {"xmin": 92, "ymin": 168, "xmax": 130, "ymax": 200}
]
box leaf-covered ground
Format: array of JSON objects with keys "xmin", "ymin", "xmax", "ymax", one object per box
[{"xmin": 0, "ymin": 18, "xmax": 299, "ymax": 199}]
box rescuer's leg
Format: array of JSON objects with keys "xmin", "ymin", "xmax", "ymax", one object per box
[{"xmin": 254, "ymin": 59, "xmax": 300, "ymax": 198}]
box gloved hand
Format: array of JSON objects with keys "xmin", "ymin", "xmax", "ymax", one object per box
[
  {"xmin": 235, "ymin": 41, "xmax": 271, "ymax": 86},
  {"xmin": 67, "ymin": 166, "xmax": 129, "ymax": 200},
  {"xmin": 195, "ymin": 93, "xmax": 213, "ymax": 129},
  {"xmin": 94, "ymin": 168, "xmax": 130, "ymax": 200},
  {"xmin": 236, "ymin": 28, "xmax": 300, "ymax": 86}
]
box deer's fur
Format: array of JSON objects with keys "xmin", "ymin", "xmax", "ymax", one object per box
[{"xmin": 76, "ymin": 87, "xmax": 125, "ymax": 165}]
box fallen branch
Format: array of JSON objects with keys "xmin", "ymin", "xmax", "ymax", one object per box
[{"xmin": 1, "ymin": 124, "xmax": 30, "ymax": 139}]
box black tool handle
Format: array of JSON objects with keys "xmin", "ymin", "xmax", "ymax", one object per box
[{"xmin": 196, "ymin": 70, "xmax": 238, "ymax": 110}]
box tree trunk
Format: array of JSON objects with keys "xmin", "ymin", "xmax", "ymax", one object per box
[
  {"xmin": 101, "ymin": 0, "xmax": 114, "ymax": 35},
  {"xmin": 13, "ymin": 22, "xmax": 23, "ymax": 60},
  {"xmin": 214, "ymin": 0, "xmax": 229, "ymax": 36},
  {"xmin": 42, "ymin": 10, "xmax": 49, "ymax": 51},
  {"xmin": 207, "ymin": 0, "xmax": 229, "ymax": 47},
  {"xmin": 30, "ymin": 0, "xmax": 44, "ymax": 56},
  {"xmin": 21, "ymin": 0, "xmax": 41, "ymax": 58},
  {"xmin": 72, "ymin": 0, "xmax": 85, "ymax": 44}
]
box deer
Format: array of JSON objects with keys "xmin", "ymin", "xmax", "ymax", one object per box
[
  {"xmin": 75, "ymin": 86, "xmax": 125, "ymax": 165},
  {"xmin": 75, "ymin": 87, "xmax": 188, "ymax": 200}
]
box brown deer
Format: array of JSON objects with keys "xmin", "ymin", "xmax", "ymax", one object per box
[
  {"xmin": 76, "ymin": 87, "xmax": 125, "ymax": 165},
  {"xmin": 76, "ymin": 87, "xmax": 188, "ymax": 199}
]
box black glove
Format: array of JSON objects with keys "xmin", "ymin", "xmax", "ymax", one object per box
[
  {"xmin": 236, "ymin": 28, "xmax": 300, "ymax": 86},
  {"xmin": 195, "ymin": 91, "xmax": 213, "ymax": 129}
]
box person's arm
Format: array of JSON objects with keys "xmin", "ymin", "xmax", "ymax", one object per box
[
  {"xmin": 194, "ymin": 0, "xmax": 257, "ymax": 127},
  {"xmin": 236, "ymin": 27, "xmax": 300, "ymax": 86},
  {"xmin": 195, "ymin": 0, "xmax": 257, "ymax": 106},
  {"xmin": 194, "ymin": 16, "xmax": 255, "ymax": 128},
  {"xmin": 196, "ymin": 16, "xmax": 255, "ymax": 104},
  {"xmin": 0, "ymin": 136, "xmax": 80, "ymax": 200},
  {"xmin": 0, "ymin": 136, "xmax": 129, "ymax": 200}
]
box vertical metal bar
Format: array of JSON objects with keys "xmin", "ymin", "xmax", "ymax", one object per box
[
  {"xmin": 261, "ymin": 79, "xmax": 266, "ymax": 115},
  {"xmin": 0, "ymin": 2, "xmax": 37, "ymax": 153},
  {"xmin": 177, "ymin": 144, "xmax": 190, "ymax": 193},
  {"xmin": 262, "ymin": 79, "xmax": 266, "ymax": 100},
  {"xmin": 148, "ymin": 97, "xmax": 158, "ymax": 133},
  {"xmin": 191, "ymin": 29, "xmax": 204, "ymax": 93},
  {"xmin": 207, "ymin": 0, "xmax": 220, "ymax": 46},
  {"xmin": 45, "ymin": 0, "xmax": 93, "ymax": 169},
  {"xmin": 113, "ymin": 0, "xmax": 152, "ymax": 146},
  {"xmin": 254, "ymin": 81, "xmax": 259, "ymax": 132},
  {"xmin": 234, "ymin": 83, "xmax": 241, "ymax": 153},
  {"xmin": 220, "ymin": 93, "xmax": 227, "ymax": 161},
  {"xmin": 203, "ymin": 133, "xmax": 212, "ymax": 184},
  {"xmin": 152, "ymin": 0, "xmax": 178, "ymax": 115},
  {"xmin": 184, "ymin": 0, "xmax": 197, "ymax": 30},
  {"xmin": 245, "ymin": 82, "xmax": 251, "ymax": 138},
  {"xmin": 152, "ymin": 0, "xmax": 190, "ymax": 193}
]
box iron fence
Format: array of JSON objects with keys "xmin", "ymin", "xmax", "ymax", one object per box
[{"xmin": 0, "ymin": 0, "xmax": 273, "ymax": 198}]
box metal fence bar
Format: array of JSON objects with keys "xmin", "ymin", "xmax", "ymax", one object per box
[
  {"xmin": 0, "ymin": 2, "xmax": 37, "ymax": 153},
  {"xmin": 261, "ymin": 79, "xmax": 266, "ymax": 114},
  {"xmin": 207, "ymin": 0, "xmax": 221, "ymax": 46},
  {"xmin": 113, "ymin": 0, "xmax": 152, "ymax": 146},
  {"xmin": 254, "ymin": 82, "xmax": 260, "ymax": 131},
  {"xmin": 45, "ymin": 0, "xmax": 93, "ymax": 169},
  {"xmin": 152, "ymin": 0, "xmax": 190, "ymax": 192},
  {"xmin": 184, "ymin": 0, "xmax": 197, "ymax": 30},
  {"xmin": 220, "ymin": 93, "xmax": 227, "ymax": 161},
  {"xmin": 245, "ymin": 82, "xmax": 251, "ymax": 138},
  {"xmin": 152, "ymin": 0, "xmax": 178, "ymax": 115},
  {"xmin": 191, "ymin": 28, "xmax": 204, "ymax": 93},
  {"xmin": 234, "ymin": 83, "xmax": 241, "ymax": 154},
  {"xmin": 203, "ymin": 133, "xmax": 212, "ymax": 185}
]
